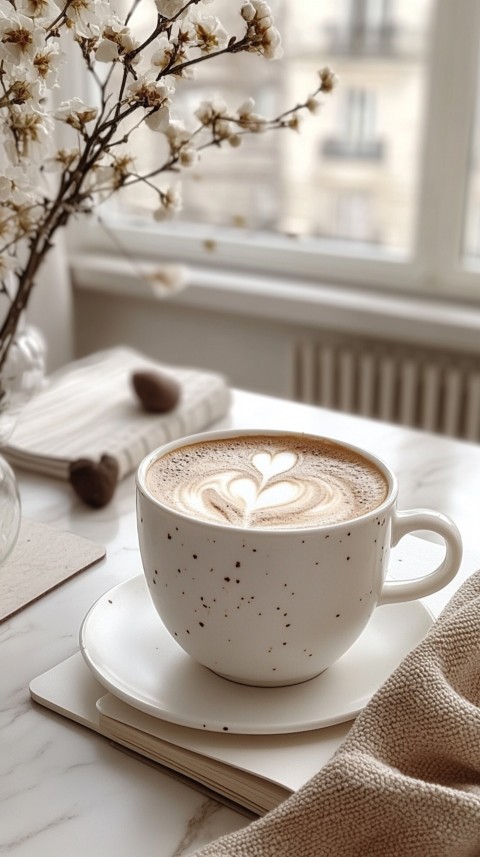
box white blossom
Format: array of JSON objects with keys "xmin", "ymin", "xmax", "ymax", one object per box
[
  {"xmin": 318, "ymin": 66, "xmax": 338, "ymax": 93},
  {"xmin": 0, "ymin": 165, "xmax": 39, "ymax": 206},
  {"xmin": 151, "ymin": 38, "xmax": 174, "ymax": 71},
  {"xmin": 94, "ymin": 38, "xmax": 117, "ymax": 63},
  {"xmin": 179, "ymin": 145, "xmax": 198, "ymax": 166},
  {"xmin": 237, "ymin": 97, "xmax": 255, "ymax": 116},
  {"xmin": 288, "ymin": 113, "xmax": 303, "ymax": 131},
  {"xmin": 215, "ymin": 119, "xmax": 232, "ymax": 139},
  {"xmin": 165, "ymin": 120, "xmax": 198, "ymax": 166},
  {"xmin": 241, "ymin": 3, "xmax": 256, "ymax": 23},
  {"xmin": 147, "ymin": 264, "xmax": 187, "ymax": 298},
  {"xmin": 154, "ymin": 0, "xmax": 188, "ymax": 20},
  {"xmin": 166, "ymin": 120, "xmax": 189, "ymax": 145},
  {"xmin": 237, "ymin": 98, "xmax": 267, "ymax": 132},
  {"xmin": 144, "ymin": 105, "xmax": 171, "ymax": 132},
  {"xmin": 153, "ymin": 185, "xmax": 182, "ymax": 220},
  {"xmin": 128, "ymin": 75, "xmax": 173, "ymax": 109},
  {"xmin": 64, "ymin": 0, "xmax": 110, "ymax": 39},
  {"xmin": 251, "ymin": 1, "xmax": 271, "ymax": 16},
  {"xmin": 0, "ymin": 11, "xmax": 44, "ymax": 64},
  {"xmin": 261, "ymin": 26, "xmax": 282, "ymax": 59},
  {"xmin": 32, "ymin": 45, "xmax": 64, "ymax": 85},
  {"xmin": 43, "ymin": 148, "xmax": 80, "ymax": 172},
  {"xmin": 306, "ymin": 96, "xmax": 320, "ymax": 114},
  {"xmin": 17, "ymin": 0, "xmax": 58, "ymax": 21},
  {"xmin": 54, "ymin": 97, "xmax": 98, "ymax": 129},
  {"xmin": 195, "ymin": 97, "xmax": 228, "ymax": 125},
  {"xmin": 95, "ymin": 21, "xmax": 140, "ymax": 63},
  {"xmin": 150, "ymin": 33, "xmax": 192, "ymax": 76},
  {"xmin": 189, "ymin": 13, "xmax": 228, "ymax": 53},
  {"xmin": 242, "ymin": 0, "xmax": 283, "ymax": 60},
  {"xmin": 64, "ymin": 154, "xmax": 128, "ymax": 202},
  {"xmin": 7, "ymin": 74, "xmax": 43, "ymax": 108},
  {"xmin": 154, "ymin": 0, "xmax": 213, "ymax": 19},
  {"xmin": 5, "ymin": 106, "xmax": 52, "ymax": 160}
]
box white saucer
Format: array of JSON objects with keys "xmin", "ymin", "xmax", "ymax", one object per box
[{"xmin": 80, "ymin": 574, "xmax": 432, "ymax": 735}]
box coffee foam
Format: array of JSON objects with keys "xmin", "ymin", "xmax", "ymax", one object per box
[{"xmin": 146, "ymin": 435, "xmax": 389, "ymax": 529}]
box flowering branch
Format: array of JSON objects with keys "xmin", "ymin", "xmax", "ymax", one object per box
[{"xmin": 0, "ymin": 0, "xmax": 337, "ymax": 376}]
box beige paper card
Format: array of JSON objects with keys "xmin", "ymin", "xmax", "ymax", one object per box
[{"xmin": 0, "ymin": 517, "xmax": 106, "ymax": 622}]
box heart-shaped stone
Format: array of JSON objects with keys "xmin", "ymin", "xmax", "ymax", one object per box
[
  {"xmin": 69, "ymin": 454, "xmax": 119, "ymax": 508},
  {"xmin": 131, "ymin": 370, "xmax": 181, "ymax": 414}
]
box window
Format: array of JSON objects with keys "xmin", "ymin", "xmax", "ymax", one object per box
[
  {"xmin": 323, "ymin": 88, "xmax": 382, "ymax": 160},
  {"xmin": 328, "ymin": 0, "xmax": 395, "ymax": 55},
  {"xmin": 74, "ymin": 0, "xmax": 480, "ymax": 300}
]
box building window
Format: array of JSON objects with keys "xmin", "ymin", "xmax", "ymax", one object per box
[
  {"xmin": 327, "ymin": 0, "xmax": 397, "ymax": 56},
  {"xmin": 323, "ymin": 88, "xmax": 384, "ymax": 160}
]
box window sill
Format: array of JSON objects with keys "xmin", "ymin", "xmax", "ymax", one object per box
[{"xmin": 71, "ymin": 252, "xmax": 480, "ymax": 355}]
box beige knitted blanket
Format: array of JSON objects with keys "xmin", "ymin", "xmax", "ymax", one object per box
[{"xmin": 192, "ymin": 571, "xmax": 480, "ymax": 857}]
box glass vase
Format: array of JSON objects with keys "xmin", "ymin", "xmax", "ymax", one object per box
[
  {"xmin": 0, "ymin": 325, "xmax": 46, "ymax": 562},
  {"xmin": 0, "ymin": 455, "xmax": 20, "ymax": 564}
]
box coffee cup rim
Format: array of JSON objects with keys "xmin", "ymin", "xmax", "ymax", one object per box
[{"xmin": 136, "ymin": 428, "xmax": 398, "ymax": 533}]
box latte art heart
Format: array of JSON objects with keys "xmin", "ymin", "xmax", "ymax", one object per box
[
  {"xmin": 231, "ymin": 477, "xmax": 301, "ymax": 511},
  {"xmin": 180, "ymin": 472, "xmax": 328, "ymax": 527},
  {"xmin": 147, "ymin": 435, "xmax": 389, "ymax": 529},
  {"xmin": 250, "ymin": 450, "xmax": 297, "ymax": 480}
]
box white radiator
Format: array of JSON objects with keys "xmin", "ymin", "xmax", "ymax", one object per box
[{"xmin": 293, "ymin": 337, "xmax": 480, "ymax": 441}]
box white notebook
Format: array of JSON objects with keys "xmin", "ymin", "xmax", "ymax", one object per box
[
  {"xmin": 29, "ymin": 651, "xmax": 353, "ymax": 816},
  {"xmin": 4, "ymin": 347, "xmax": 231, "ymax": 481},
  {"xmin": 29, "ymin": 537, "xmax": 443, "ymax": 817}
]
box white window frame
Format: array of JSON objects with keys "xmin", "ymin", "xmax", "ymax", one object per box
[{"xmin": 69, "ymin": 0, "xmax": 480, "ymax": 306}]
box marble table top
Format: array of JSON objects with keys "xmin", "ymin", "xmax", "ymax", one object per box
[{"xmin": 2, "ymin": 389, "xmax": 480, "ymax": 856}]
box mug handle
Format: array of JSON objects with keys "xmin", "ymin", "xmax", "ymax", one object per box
[{"xmin": 378, "ymin": 510, "xmax": 463, "ymax": 605}]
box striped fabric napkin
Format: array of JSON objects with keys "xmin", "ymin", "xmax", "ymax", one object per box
[{"xmin": 4, "ymin": 347, "xmax": 231, "ymax": 482}]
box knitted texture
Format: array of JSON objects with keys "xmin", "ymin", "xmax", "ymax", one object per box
[{"xmin": 192, "ymin": 571, "xmax": 480, "ymax": 857}]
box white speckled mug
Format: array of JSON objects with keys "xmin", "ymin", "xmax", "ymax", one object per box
[{"xmin": 136, "ymin": 429, "xmax": 462, "ymax": 687}]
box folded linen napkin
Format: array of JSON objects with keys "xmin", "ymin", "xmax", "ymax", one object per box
[
  {"xmin": 3, "ymin": 347, "xmax": 230, "ymax": 506},
  {"xmin": 4, "ymin": 346, "xmax": 230, "ymax": 481},
  {"xmin": 192, "ymin": 571, "xmax": 480, "ymax": 857}
]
